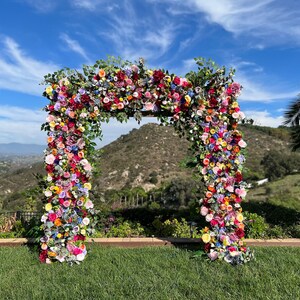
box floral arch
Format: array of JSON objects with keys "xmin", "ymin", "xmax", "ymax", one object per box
[{"xmin": 40, "ymin": 57, "xmax": 253, "ymax": 265}]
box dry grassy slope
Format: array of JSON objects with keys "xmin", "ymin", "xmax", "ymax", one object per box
[
  {"xmin": 93, "ymin": 123, "xmax": 192, "ymax": 192},
  {"xmin": 0, "ymin": 124, "xmax": 293, "ymax": 204}
]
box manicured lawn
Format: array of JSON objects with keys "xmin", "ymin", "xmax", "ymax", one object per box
[{"xmin": 0, "ymin": 246, "xmax": 299, "ymax": 300}]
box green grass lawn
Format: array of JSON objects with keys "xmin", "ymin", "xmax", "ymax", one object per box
[{"xmin": 0, "ymin": 246, "xmax": 299, "ymax": 300}]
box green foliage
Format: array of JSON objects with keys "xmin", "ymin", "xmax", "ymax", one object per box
[
  {"xmin": 152, "ymin": 217, "xmax": 199, "ymax": 238},
  {"xmin": 12, "ymin": 220, "xmax": 25, "ymax": 237},
  {"xmin": 243, "ymin": 211, "xmax": 269, "ymax": 239},
  {"xmin": 105, "ymin": 221, "xmax": 145, "ymax": 238},
  {"xmin": 148, "ymin": 201, "xmax": 160, "ymax": 210},
  {"xmin": 261, "ymin": 150, "xmax": 300, "ymax": 181}
]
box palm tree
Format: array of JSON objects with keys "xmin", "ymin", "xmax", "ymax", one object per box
[{"xmin": 284, "ymin": 94, "xmax": 300, "ymax": 151}]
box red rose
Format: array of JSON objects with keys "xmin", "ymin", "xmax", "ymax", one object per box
[
  {"xmin": 210, "ymin": 219, "xmax": 218, "ymax": 227},
  {"xmin": 173, "ymin": 76, "xmax": 180, "ymax": 85},
  {"xmin": 204, "ymin": 243, "xmax": 211, "ymax": 253},
  {"xmin": 39, "ymin": 250, "xmax": 48, "ymax": 263},
  {"xmin": 235, "ymin": 228, "xmax": 245, "ymax": 238},
  {"xmin": 117, "ymin": 71, "xmax": 125, "ymax": 81},
  {"xmin": 152, "ymin": 70, "xmax": 165, "ymax": 83}
]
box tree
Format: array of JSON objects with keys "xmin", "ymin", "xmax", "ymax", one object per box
[{"xmin": 284, "ymin": 93, "xmax": 300, "ymax": 151}]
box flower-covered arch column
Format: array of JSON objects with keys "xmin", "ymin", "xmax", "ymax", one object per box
[{"xmin": 41, "ymin": 57, "xmax": 253, "ymax": 265}]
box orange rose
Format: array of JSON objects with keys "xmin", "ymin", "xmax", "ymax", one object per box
[
  {"xmin": 54, "ymin": 218, "xmax": 62, "ymax": 227},
  {"xmin": 98, "ymin": 69, "xmax": 106, "ymax": 77}
]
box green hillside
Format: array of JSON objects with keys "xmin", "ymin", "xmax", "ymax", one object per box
[{"xmin": 0, "ymin": 123, "xmax": 298, "ymax": 212}]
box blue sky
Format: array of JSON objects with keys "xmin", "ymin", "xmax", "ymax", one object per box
[{"xmin": 0, "ymin": 0, "xmax": 299, "ymax": 145}]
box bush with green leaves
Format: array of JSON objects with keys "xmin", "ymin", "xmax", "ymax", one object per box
[
  {"xmin": 152, "ymin": 217, "xmax": 198, "ymax": 238},
  {"xmin": 243, "ymin": 211, "xmax": 269, "ymax": 238}
]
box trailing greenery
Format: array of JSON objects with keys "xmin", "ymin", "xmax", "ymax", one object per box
[{"xmin": 0, "ymin": 246, "xmax": 299, "ymax": 299}]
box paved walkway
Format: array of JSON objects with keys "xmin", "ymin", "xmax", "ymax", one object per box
[{"xmin": 0, "ymin": 237, "xmax": 300, "ymax": 247}]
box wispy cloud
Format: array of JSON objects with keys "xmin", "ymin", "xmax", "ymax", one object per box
[
  {"xmin": 231, "ymin": 60, "xmax": 298, "ymax": 102},
  {"xmin": 23, "ymin": 0, "xmax": 59, "ymax": 13},
  {"xmin": 0, "ymin": 37, "xmax": 60, "ymax": 96},
  {"xmin": 244, "ymin": 110, "xmax": 284, "ymax": 127},
  {"xmin": 0, "ymin": 105, "xmax": 46, "ymax": 144},
  {"xmin": 97, "ymin": 1, "xmax": 175, "ymax": 62},
  {"xmin": 71, "ymin": 0, "xmax": 119, "ymax": 12},
  {"xmin": 60, "ymin": 33, "xmax": 90, "ymax": 62},
  {"xmin": 151, "ymin": 0, "xmax": 300, "ymax": 47}
]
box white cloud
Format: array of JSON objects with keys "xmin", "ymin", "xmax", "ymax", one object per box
[
  {"xmin": 0, "ymin": 106, "xmax": 47, "ymax": 144},
  {"xmin": 0, "ymin": 37, "xmax": 60, "ymax": 96},
  {"xmin": 231, "ymin": 60, "xmax": 298, "ymax": 102},
  {"xmin": 244, "ymin": 110, "xmax": 284, "ymax": 127},
  {"xmin": 98, "ymin": 1, "xmax": 174, "ymax": 61},
  {"xmin": 60, "ymin": 33, "xmax": 90, "ymax": 62},
  {"xmin": 153, "ymin": 0, "xmax": 300, "ymax": 46}
]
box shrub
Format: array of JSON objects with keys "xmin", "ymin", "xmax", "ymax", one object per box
[
  {"xmin": 152, "ymin": 217, "xmax": 198, "ymax": 238},
  {"xmin": 243, "ymin": 211, "xmax": 269, "ymax": 238},
  {"xmin": 105, "ymin": 221, "xmax": 145, "ymax": 237}
]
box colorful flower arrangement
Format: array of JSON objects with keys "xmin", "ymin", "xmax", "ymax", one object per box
[{"xmin": 41, "ymin": 57, "xmax": 253, "ymax": 264}]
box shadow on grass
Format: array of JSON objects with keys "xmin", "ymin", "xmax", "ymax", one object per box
[{"xmin": 243, "ymin": 201, "xmax": 300, "ymax": 226}]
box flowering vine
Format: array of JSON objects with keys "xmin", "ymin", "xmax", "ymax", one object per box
[{"xmin": 41, "ymin": 57, "xmax": 253, "ymax": 265}]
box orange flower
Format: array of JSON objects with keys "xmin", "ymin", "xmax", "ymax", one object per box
[
  {"xmin": 54, "ymin": 218, "xmax": 62, "ymax": 227},
  {"xmin": 90, "ymin": 112, "xmax": 96, "ymax": 118},
  {"xmin": 220, "ymin": 204, "xmax": 226, "ymax": 210},
  {"xmin": 205, "ymin": 116, "xmax": 212, "ymax": 122},
  {"xmin": 98, "ymin": 69, "xmax": 106, "ymax": 77},
  {"xmin": 127, "ymin": 95, "xmax": 133, "ymax": 101},
  {"xmin": 52, "ymin": 149, "xmax": 57, "ymax": 155},
  {"xmin": 69, "ymin": 111, "xmax": 75, "ymax": 118},
  {"xmin": 206, "ymin": 191, "xmax": 213, "ymax": 198},
  {"xmin": 239, "ymin": 223, "xmax": 245, "ymax": 230},
  {"xmin": 47, "ymin": 136, "xmax": 54, "ymax": 143},
  {"xmin": 48, "ymin": 251, "xmax": 57, "ymax": 257},
  {"xmin": 227, "ymin": 205, "xmax": 233, "ymax": 211}
]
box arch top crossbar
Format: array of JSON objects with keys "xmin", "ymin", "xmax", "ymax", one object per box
[{"xmin": 40, "ymin": 57, "xmax": 254, "ymax": 265}]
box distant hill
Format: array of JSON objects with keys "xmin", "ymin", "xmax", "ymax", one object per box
[
  {"xmin": 0, "ymin": 143, "xmax": 45, "ymax": 156},
  {"xmin": 0, "ymin": 123, "xmax": 295, "ymax": 211}
]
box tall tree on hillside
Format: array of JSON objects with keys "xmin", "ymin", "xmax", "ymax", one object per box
[{"xmin": 284, "ymin": 93, "xmax": 300, "ymax": 151}]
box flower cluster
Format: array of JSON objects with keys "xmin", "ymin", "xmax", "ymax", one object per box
[
  {"xmin": 41, "ymin": 78, "xmax": 97, "ymax": 264},
  {"xmin": 193, "ymin": 83, "xmax": 253, "ymax": 264},
  {"xmin": 90, "ymin": 63, "xmax": 194, "ymax": 118},
  {"xmin": 41, "ymin": 58, "xmax": 253, "ymax": 265},
  {"xmin": 41, "ymin": 61, "xmax": 194, "ymax": 264}
]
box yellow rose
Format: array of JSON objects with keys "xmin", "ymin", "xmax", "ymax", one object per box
[
  {"xmin": 78, "ymin": 126, "xmax": 85, "ymax": 132},
  {"xmin": 232, "ymin": 101, "xmax": 239, "ymax": 108},
  {"xmin": 57, "ymin": 233, "xmax": 62, "ymax": 239},
  {"xmin": 202, "ymin": 233, "xmax": 211, "ymax": 244},
  {"xmin": 236, "ymin": 213, "xmax": 244, "ymax": 222},
  {"xmin": 45, "ymin": 86, "xmax": 53, "ymax": 95},
  {"xmin": 84, "ymin": 183, "xmax": 92, "ymax": 190},
  {"xmin": 184, "ymin": 95, "xmax": 191, "ymax": 103},
  {"xmin": 49, "ymin": 121, "xmax": 56, "ymax": 128},
  {"xmin": 45, "ymin": 203, "xmax": 52, "ymax": 211},
  {"xmin": 81, "ymin": 229, "xmax": 86, "ymax": 235}
]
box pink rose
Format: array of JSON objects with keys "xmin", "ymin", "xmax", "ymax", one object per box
[
  {"xmin": 48, "ymin": 213, "xmax": 57, "ymax": 222},
  {"xmin": 73, "ymin": 247, "xmax": 83, "ymax": 256},
  {"xmin": 85, "ymin": 200, "xmax": 94, "ymax": 209},
  {"xmin": 238, "ymin": 140, "xmax": 247, "ymax": 148},
  {"xmin": 144, "ymin": 102, "xmax": 154, "ymax": 111},
  {"xmin": 45, "ymin": 154, "xmax": 56, "ymax": 165},
  {"xmin": 145, "ymin": 91, "xmax": 152, "ymax": 99},
  {"xmin": 200, "ymin": 206, "xmax": 208, "ymax": 216},
  {"xmin": 208, "ymin": 251, "xmax": 218, "ymax": 261}
]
